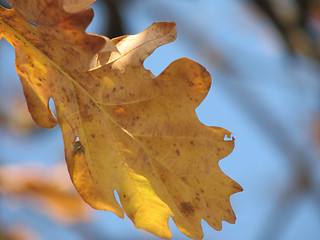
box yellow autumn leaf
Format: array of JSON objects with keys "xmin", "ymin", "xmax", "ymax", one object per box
[{"xmin": 0, "ymin": 1, "xmax": 242, "ymax": 239}]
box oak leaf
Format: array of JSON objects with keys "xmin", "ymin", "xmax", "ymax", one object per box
[{"xmin": 0, "ymin": 1, "xmax": 242, "ymax": 239}]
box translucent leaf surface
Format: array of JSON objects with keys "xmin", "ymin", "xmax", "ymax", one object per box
[{"xmin": 0, "ymin": 1, "xmax": 242, "ymax": 239}]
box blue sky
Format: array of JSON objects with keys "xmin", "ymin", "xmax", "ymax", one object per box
[{"xmin": 1, "ymin": 0, "xmax": 320, "ymax": 240}]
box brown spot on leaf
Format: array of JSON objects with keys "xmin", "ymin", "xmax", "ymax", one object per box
[
  {"xmin": 180, "ymin": 202, "xmax": 194, "ymax": 216},
  {"xmin": 188, "ymin": 81, "xmax": 194, "ymax": 87},
  {"xmin": 176, "ymin": 149, "xmax": 180, "ymax": 156},
  {"xmin": 66, "ymin": 95, "xmax": 72, "ymax": 103},
  {"xmin": 82, "ymin": 104, "xmax": 93, "ymax": 121}
]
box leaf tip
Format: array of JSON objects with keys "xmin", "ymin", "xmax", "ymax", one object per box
[
  {"xmin": 62, "ymin": 0, "xmax": 96, "ymax": 14},
  {"xmin": 151, "ymin": 21, "xmax": 177, "ymax": 42}
]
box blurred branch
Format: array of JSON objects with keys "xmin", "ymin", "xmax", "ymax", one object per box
[
  {"xmin": 252, "ymin": 0, "xmax": 296, "ymax": 53},
  {"xmin": 296, "ymin": 0, "xmax": 311, "ymax": 28},
  {"xmin": 251, "ymin": 0, "xmax": 320, "ymax": 60},
  {"xmin": 100, "ymin": 0, "xmax": 127, "ymax": 38}
]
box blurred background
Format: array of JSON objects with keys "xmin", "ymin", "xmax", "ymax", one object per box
[{"xmin": 1, "ymin": 0, "xmax": 320, "ymax": 239}]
